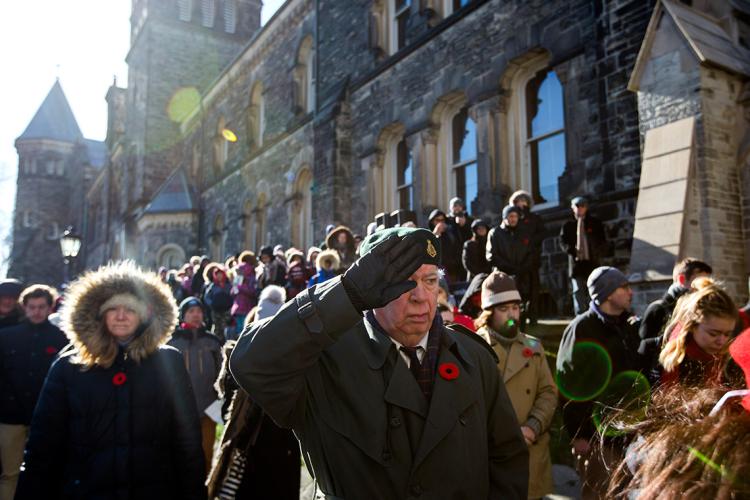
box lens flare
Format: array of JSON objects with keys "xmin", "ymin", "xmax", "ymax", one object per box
[
  {"xmin": 222, "ymin": 129, "xmax": 238, "ymax": 142},
  {"xmin": 556, "ymin": 341, "xmax": 612, "ymax": 401},
  {"xmin": 167, "ymin": 87, "xmax": 201, "ymax": 123},
  {"xmin": 688, "ymin": 447, "xmax": 738, "ymax": 484},
  {"xmin": 592, "ymin": 370, "xmax": 651, "ymax": 437}
]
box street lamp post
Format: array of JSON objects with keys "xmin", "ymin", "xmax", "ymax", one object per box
[{"xmin": 60, "ymin": 226, "xmax": 82, "ymax": 284}]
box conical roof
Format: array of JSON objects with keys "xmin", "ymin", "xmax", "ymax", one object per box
[
  {"xmin": 17, "ymin": 80, "xmax": 83, "ymax": 142},
  {"xmin": 143, "ymin": 169, "xmax": 196, "ymax": 214}
]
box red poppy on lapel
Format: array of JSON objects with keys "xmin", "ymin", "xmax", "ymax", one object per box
[
  {"xmin": 112, "ymin": 372, "xmax": 127, "ymax": 386},
  {"xmin": 522, "ymin": 347, "xmax": 534, "ymax": 358},
  {"xmin": 45, "ymin": 346, "xmax": 57, "ymax": 355},
  {"xmin": 438, "ymin": 362, "xmax": 459, "ymax": 380},
  {"xmin": 587, "ymin": 228, "xmax": 593, "ymax": 233},
  {"xmin": 522, "ymin": 237, "xmax": 530, "ymax": 245}
]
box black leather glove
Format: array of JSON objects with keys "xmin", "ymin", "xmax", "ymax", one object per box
[{"xmin": 341, "ymin": 235, "xmax": 425, "ymax": 313}]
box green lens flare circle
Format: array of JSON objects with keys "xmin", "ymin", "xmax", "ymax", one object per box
[
  {"xmin": 556, "ymin": 341, "xmax": 612, "ymax": 401},
  {"xmin": 592, "ymin": 370, "xmax": 652, "ymax": 438}
]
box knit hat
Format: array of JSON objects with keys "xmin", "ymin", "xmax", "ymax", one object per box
[
  {"xmin": 449, "ymin": 197, "xmax": 465, "ymax": 210},
  {"xmin": 509, "ymin": 190, "xmax": 532, "ymax": 207},
  {"xmin": 481, "ymin": 271, "xmax": 522, "ymax": 310},
  {"xmin": 256, "ymin": 285, "xmax": 286, "ymax": 321},
  {"xmin": 502, "ymin": 205, "xmax": 522, "ymax": 220},
  {"xmin": 587, "ymin": 266, "xmax": 629, "ymax": 306},
  {"xmin": 471, "ymin": 219, "xmax": 489, "ymax": 233},
  {"xmin": 571, "ymin": 196, "xmax": 588, "ymax": 206},
  {"xmin": 98, "ymin": 292, "xmax": 150, "ymax": 321},
  {"xmin": 178, "ymin": 296, "xmax": 203, "ymax": 321},
  {"xmin": 259, "ymin": 245, "xmax": 274, "ymax": 258},
  {"xmin": 358, "ymin": 227, "xmax": 441, "ymax": 266},
  {"xmin": 0, "ymin": 279, "xmax": 24, "ymax": 298}
]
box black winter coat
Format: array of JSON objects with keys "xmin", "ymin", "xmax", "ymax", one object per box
[
  {"xmin": 462, "ymin": 237, "xmax": 491, "ymax": 282},
  {"xmin": 15, "ymin": 346, "xmax": 206, "ymax": 500},
  {"xmin": 0, "ymin": 308, "xmax": 23, "ymax": 329},
  {"xmin": 486, "ymin": 225, "xmax": 532, "ymax": 296},
  {"xmin": 556, "ymin": 306, "xmax": 644, "ymax": 440},
  {"xmin": 638, "ymin": 284, "xmax": 688, "ymax": 383},
  {"xmin": 559, "ymin": 214, "xmax": 607, "ymax": 278},
  {"xmin": 0, "ymin": 319, "xmax": 68, "ymax": 425}
]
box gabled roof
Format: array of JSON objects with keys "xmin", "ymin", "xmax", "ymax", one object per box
[
  {"xmin": 629, "ymin": 0, "xmax": 750, "ymax": 91},
  {"xmin": 18, "ymin": 80, "xmax": 83, "ymax": 142},
  {"xmin": 83, "ymin": 139, "xmax": 107, "ymax": 169},
  {"xmin": 143, "ymin": 169, "xmax": 196, "ymax": 214}
]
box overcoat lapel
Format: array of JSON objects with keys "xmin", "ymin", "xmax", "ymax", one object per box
[
  {"xmin": 502, "ymin": 341, "xmax": 528, "ymax": 383},
  {"xmin": 362, "ymin": 317, "xmax": 428, "ymax": 418},
  {"xmin": 412, "ymin": 338, "xmax": 477, "ymax": 469}
]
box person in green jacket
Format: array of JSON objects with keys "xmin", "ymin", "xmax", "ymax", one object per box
[{"xmin": 230, "ymin": 227, "xmax": 528, "ymax": 499}]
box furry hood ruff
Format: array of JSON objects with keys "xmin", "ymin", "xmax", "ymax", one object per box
[{"xmin": 62, "ymin": 261, "xmax": 178, "ymax": 368}]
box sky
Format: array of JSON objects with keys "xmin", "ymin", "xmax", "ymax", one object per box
[{"xmin": 0, "ymin": 0, "xmax": 285, "ymax": 278}]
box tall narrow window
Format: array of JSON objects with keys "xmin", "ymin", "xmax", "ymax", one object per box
[
  {"xmin": 178, "ymin": 0, "xmax": 192, "ymax": 21},
  {"xmin": 526, "ymin": 70, "xmax": 565, "ymax": 205},
  {"xmin": 201, "ymin": 0, "xmax": 215, "ymax": 27},
  {"xmin": 444, "ymin": 0, "xmax": 470, "ymax": 16},
  {"xmin": 292, "ymin": 168, "xmax": 313, "ymax": 249},
  {"xmin": 396, "ymin": 140, "xmax": 413, "ymax": 210},
  {"xmin": 223, "ymin": 0, "xmax": 236, "ymax": 33},
  {"xmin": 452, "ymin": 108, "xmax": 478, "ymax": 214},
  {"xmin": 390, "ymin": 0, "xmax": 411, "ymax": 54},
  {"xmin": 305, "ymin": 45, "xmax": 316, "ymax": 113},
  {"xmin": 249, "ymin": 83, "xmax": 264, "ymax": 148}
]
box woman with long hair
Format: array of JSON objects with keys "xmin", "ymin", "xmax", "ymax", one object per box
[
  {"xmin": 659, "ymin": 277, "xmax": 742, "ymax": 388},
  {"xmin": 15, "ymin": 261, "xmax": 206, "ymax": 499}
]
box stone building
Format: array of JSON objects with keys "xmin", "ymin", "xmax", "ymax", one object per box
[
  {"xmin": 8, "ymin": 80, "xmax": 106, "ymax": 285},
  {"xmin": 10, "ymin": 0, "xmax": 750, "ymax": 313}
]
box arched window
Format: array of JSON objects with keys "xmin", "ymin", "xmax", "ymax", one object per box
[
  {"xmin": 291, "ymin": 168, "xmax": 313, "ymax": 250},
  {"xmin": 210, "ymin": 214, "xmax": 225, "ymax": 261},
  {"xmin": 223, "ymin": 0, "xmax": 236, "ymax": 33},
  {"xmin": 242, "ymin": 199, "xmax": 253, "ymax": 250},
  {"xmin": 178, "ymin": 0, "xmax": 192, "ymax": 21},
  {"xmin": 201, "ymin": 0, "xmax": 215, "ymax": 27},
  {"xmin": 451, "ymin": 108, "xmax": 478, "ymax": 214},
  {"xmin": 213, "ymin": 116, "xmax": 228, "ymax": 174},
  {"xmin": 389, "ymin": 0, "xmax": 410, "ymax": 54},
  {"xmin": 294, "ymin": 36, "xmax": 315, "ymax": 114},
  {"xmin": 157, "ymin": 244, "xmax": 186, "ymax": 269},
  {"xmin": 525, "ymin": 70, "xmax": 565, "ymax": 205},
  {"xmin": 248, "ymin": 83, "xmax": 264, "ymax": 149},
  {"xmin": 396, "ymin": 140, "xmax": 414, "ymax": 211}
]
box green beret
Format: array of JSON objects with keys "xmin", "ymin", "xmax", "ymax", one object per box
[{"xmin": 358, "ymin": 227, "xmax": 441, "ymax": 266}]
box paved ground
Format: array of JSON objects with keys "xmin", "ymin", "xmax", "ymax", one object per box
[{"xmin": 298, "ymin": 463, "xmax": 582, "ymax": 499}]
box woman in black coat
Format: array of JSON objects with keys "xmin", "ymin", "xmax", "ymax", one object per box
[{"xmin": 15, "ymin": 261, "xmax": 206, "ymax": 500}]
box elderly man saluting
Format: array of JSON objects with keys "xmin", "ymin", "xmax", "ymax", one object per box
[{"xmin": 230, "ymin": 227, "xmax": 528, "ymax": 499}]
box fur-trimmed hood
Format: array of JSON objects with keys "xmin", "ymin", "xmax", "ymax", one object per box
[
  {"xmin": 62, "ymin": 261, "xmax": 178, "ymax": 368},
  {"xmin": 316, "ymin": 249, "xmax": 341, "ymax": 271}
]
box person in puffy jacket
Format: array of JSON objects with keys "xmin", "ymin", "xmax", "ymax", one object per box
[
  {"xmin": 169, "ymin": 297, "xmax": 222, "ymax": 473},
  {"xmin": 204, "ymin": 264, "xmax": 233, "ymax": 343},
  {"xmin": 15, "ymin": 261, "xmax": 205, "ymax": 500},
  {"xmin": 307, "ymin": 249, "xmax": 340, "ymax": 288}
]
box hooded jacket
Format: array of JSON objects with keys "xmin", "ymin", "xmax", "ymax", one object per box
[
  {"xmin": 16, "ymin": 262, "xmax": 206, "ymax": 500},
  {"xmin": 325, "ymin": 225, "xmax": 357, "ymax": 271},
  {"xmin": 308, "ymin": 249, "xmax": 340, "ymax": 288}
]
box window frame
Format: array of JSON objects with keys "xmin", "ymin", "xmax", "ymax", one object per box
[
  {"xmin": 450, "ymin": 107, "xmax": 478, "ymax": 214},
  {"xmin": 178, "ymin": 0, "xmax": 192, "ymax": 21},
  {"xmin": 395, "ymin": 139, "xmax": 414, "ymax": 211},
  {"xmin": 389, "ymin": 0, "xmax": 411, "ymax": 55},
  {"xmin": 223, "ymin": 0, "xmax": 236, "ymax": 33},
  {"xmin": 201, "ymin": 0, "xmax": 215, "ymax": 27}
]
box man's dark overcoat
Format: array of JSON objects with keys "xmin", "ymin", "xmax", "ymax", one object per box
[{"xmin": 230, "ymin": 277, "xmax": 529, "ymax": 499}]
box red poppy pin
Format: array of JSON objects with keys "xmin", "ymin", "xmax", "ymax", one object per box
[
  {"xmin": 112, "ymin": 372, "xmax": 127, "ymax": 386},
  {"xmin": 438, "ymin": 362, "xmax": 459, "ymax": 380},
  {"xmin": 586, "ymin": 228, "xmax": 593, "ymax": 233},
  {"xmin": 522, "ymin": 347, "xmax": 534, "ymax": 358},
  {"xmin": 45, "ymin": 346, "xmax": 57, "ymax": 355},
  {"xmin": 522, "ymin": 237, "xmax": 530, "ymax": 245}
]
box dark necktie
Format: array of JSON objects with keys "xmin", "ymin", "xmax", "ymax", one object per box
[{"xmin": 401, "ymin": 346, "xmax": 433, "ymax": 400}]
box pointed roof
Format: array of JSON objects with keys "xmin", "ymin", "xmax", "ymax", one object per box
[
  {"xmin": 18, "ymin": 80, "xmax": 83, "ymax": 142},
  {"xmin": 629, "ymin": 0, "xmax": 750, "ymax": 90},
  {"xmin": 143, "ymin": 169, "xmax": 196, "ymax": 214}
]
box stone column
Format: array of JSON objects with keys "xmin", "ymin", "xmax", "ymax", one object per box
[{"xmin": 469, "ymin": 95, "xmax": 505, "ymax": 218}]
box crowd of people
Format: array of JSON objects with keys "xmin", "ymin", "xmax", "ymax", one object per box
[{"xmin": 0, "ymin": 192, "xmax": 748, "ymax": 499}]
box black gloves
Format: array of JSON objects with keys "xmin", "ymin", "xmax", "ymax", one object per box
[{"xmin": 341, "ymin": 235, "xmax": 425, "ymax": 313}]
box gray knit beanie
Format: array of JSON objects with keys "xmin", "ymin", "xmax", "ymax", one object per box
[{"xmin": 587, "ymin": 266, "xmax": 628, "ymax": 306}]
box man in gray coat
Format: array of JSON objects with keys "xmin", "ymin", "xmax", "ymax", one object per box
[{"xmin": 230, "ymin": 227, "xmax": 528, "ymax": 499}]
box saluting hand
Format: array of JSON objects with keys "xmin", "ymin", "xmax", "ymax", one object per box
[{"xmin": 342, "ymin": 235, "xmax": 424, "ymax": 313}]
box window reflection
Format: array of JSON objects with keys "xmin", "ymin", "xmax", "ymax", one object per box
[
  {"xmin": 396, "ymin": 140, "xmax": 413, "ymax": 210},
  {"xmin": 452, "ymin": 108, "xmax": 478, "ymax": 214},
  {"xmin": 526, "ymin": 70, "xmax": 565, "ymax": 205}
]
